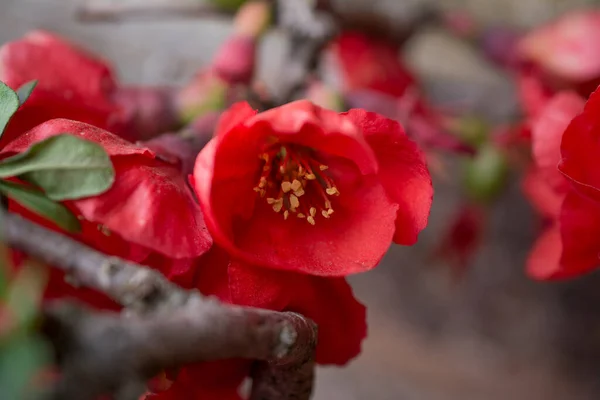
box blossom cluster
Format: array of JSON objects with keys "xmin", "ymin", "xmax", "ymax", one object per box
[{"xmin": 0, "ymin": 16, "xmax": 434, "ymax": 399}]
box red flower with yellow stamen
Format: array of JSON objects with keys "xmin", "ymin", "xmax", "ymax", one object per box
[{"xmin": 193, "ymin": 100, "xmax": 433, "ymax": 276}]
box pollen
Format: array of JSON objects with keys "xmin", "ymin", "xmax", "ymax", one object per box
[{"xmin": 253, "ymin": 143, "xmax": 339, "ymax": 225}]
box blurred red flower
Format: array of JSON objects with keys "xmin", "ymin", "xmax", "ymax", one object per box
[
  {"xmin": 0, "ymin": 31, "xmax": 126, "ymax": 145},
  {"xmin": 330, "ymin": 31, "xmax": 469, "ymax": 153},
  {"xmin": 522, "ymin": 87, "xmax": 600, "ymax": 280},
  {"xmin": 517, "ymin": 11, "xmax": 600, "ymax": 118},
  {"xmin": 192, "ymin": 100, "xmax": 432, "ymax": 276}
]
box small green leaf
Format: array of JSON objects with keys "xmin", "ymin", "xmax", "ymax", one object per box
[
  {"xmin": 0, "ymin": 134, "xmax": 115, "ymax": 201},
  {"xmin": 0, "ymin": 181, "xmax": 80, "ymax": 232},
  {"xmin": 463, "ymin": 144, "xmax": 509, "ymax": 203},
  {"xmin": 15, "ymin": 81, "xmax": 37, "ymax": 106},
  {"xmin": 0, "ymin": 82, "xmax": 19, "ymax": 137}
]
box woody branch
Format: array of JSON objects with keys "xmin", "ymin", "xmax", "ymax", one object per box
[{"xmin": 1, "ymin": 210, "xmax": 317, "ymax": 400}]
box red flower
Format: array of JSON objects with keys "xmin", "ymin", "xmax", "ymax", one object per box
[
  {"xmin": 525, "ymin": 87, "xmax": 600, "ymax": 279},
  {"xmin": 0, "ymin": 31, "xmax": 126, "ymax": 145},
  {"xmin": 1, "ymin": 119, "xmax": 212, "ymax": 262},
  {"xmin": 331, "ymin": 31, "xmax": 415, "ymax": 98},
  {"xmin": 516, "ymin": 11, "xmax": 600, "ymax": 117},
  {"xmin": 192, "ymin": 100, "xmax": 432, "ymax": 276},
  {"xmin": 330, "ymin": 31, "xmax": 469, "ymax": 153}
]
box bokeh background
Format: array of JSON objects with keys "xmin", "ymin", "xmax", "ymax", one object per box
[{"xmin": 3, "ymin": 1, "xmax": 600, "ymax": 398}]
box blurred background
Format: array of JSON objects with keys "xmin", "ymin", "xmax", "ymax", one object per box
[{"xmin": 3, "ymin": 0, "xmax": 600, "ymax": 399}]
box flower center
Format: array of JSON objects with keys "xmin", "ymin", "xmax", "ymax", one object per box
[{"xmin": 253, "ymin": 144, "xmax": 340, "ymax": 225}]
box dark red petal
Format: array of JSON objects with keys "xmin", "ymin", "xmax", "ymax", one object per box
[
  {"xmin": 557, "ymin": 190, "xmax": 600, "ymax": 277},
  {"xmin": 75, "ymin": 157, "xmax": 212, "ymax": 259},
  {"xmin": 344, "ymin": 109, "xmax": 432, "ymax": 245},
  {"xmin": 1, "ymin": 119, "xmax": 152, "ymax": 158},
  {"xmin": 145, "ymin": 360, "xmax": 249, "ymax": 400},
  {"xmin": 232, "ymin": 178, "xmax": 398, "ymax": 276},
  {"xmin": 228, "ymin": 263, "xmax": 366, "ymax": 365},
  {"xmin": 531, "ymin": 91, "xmax": 584, "ymax": 189},
  {"xmin": 195, "ymin": 246, "xmax": 233, "ymax": 303},
  {"xmin": 559, "ymin": 87, "xmax": 600, "ymax": 201}
]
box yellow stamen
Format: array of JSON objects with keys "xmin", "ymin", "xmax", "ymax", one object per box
[
  {"xmin": 272, "ymin": 201, "xmax": 283, "ymax": 213},
  {"xmin": 307, "ymin": 216, "xmax": 316, "ymax": 225},
  {"xmin": 284, "ymin": 210, "xmax": 289, "ymax": 220},
  {"xmin": 281, "ymin": 181, "xmax": 292, "ymax": 193},
  {"xmin": 291, "ymin": 179, "xmax": 302, "ymax": 192},
  {"xmin": 294, "ymin": 189, "xmax": 305, "ymax": 197},
  {"xmin": 321, "ymin": 210, "xmax": 330, "ymax": 218},
  {"xmin": 309, "ymin": 207, "xmax": 316, "ymax": 217},
  {"xmin": 326, "ymin": 187, "xmax": 339, "ymax": 196},
  {"xmin": 297, "ymin": 213, "xmax": 306, "ymax": 218},
  {"xmin": 319, "ymin": 165, "xmax": 328, "ymax": 171},
  {"xmin": 305, "ymin": 173, "xmax": 316, "ymax": 180},
  {"xmin": 290, "ymin": 194, "xmax": 300, "ymax": 209}
]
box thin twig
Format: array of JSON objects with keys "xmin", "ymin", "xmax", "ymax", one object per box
[{"xmin": 0, "ymin": 211, "xmax": 317, "ymax": 399}]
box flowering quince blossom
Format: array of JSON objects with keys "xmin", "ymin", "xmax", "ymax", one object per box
[
  {"xmin": 521, "ymin": 87, "xmax": 600, "ymax": 280},
  {"xmin": 0, "ymin": 119, "xmax": 212, "ymax": 300},
  {"xmin": 193, "ymin": 100, "xmax": 433, "ymax": 276},
  {"xmin": 0, "ymin": 31, "xmax": 128, "ymax": 146},
  {"xmin": 329, "ymin": 31, "xmax": 468, "ymax": 153},
  {"xmin": 516, "ymin": 11, "xmax": 600, "ymax": 119}
]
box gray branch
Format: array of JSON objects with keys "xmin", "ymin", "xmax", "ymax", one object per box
[{"xmin": 0, "ymin": 211, "xmax": 317, "ymax": 399}]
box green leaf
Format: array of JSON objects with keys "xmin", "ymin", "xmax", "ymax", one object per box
[
  {"xmin": 463, "ymin": 144, "xmax": 509, "ymax": 203},
  {"xmin": 0, "ymin": 82, "xmax": 19, "ymax": 137},
  {"xmin": 0, "ymin": 134, "xmax": 115, "ymax": 201},
  {"xmin": 0, "ymin": 181, "xmax": 80, "ymax": 232},
  {"xmin": 15, "ymin": 80, "xmax": 37, "ymax": 106}
]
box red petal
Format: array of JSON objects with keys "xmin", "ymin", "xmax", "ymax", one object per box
[
  {"xmin": 332, "ymin": 31, "xmax": 414, "ymax": 97},
  {"xmin": 76, "ymin": 157, "xmax": 212, "ymax": 259},
  {"xmin": 526, "ymin": 224, "xmax": 563, "ymax": 280},
  {"xmin": 0, "ymin": 31, "xmax": 123, "ymax": 144},
  {"xmin": 559, "ymin": 87, "xmax": 600, "ymax": 200},
  {"xmin": 1, "ymin": 119, "xmax": 152, "ymax": 158},
  {"xmin": 145, "ymin": 360, "xmax": 249, "ymax": 400},
  {"xmin": 195, "ymin": 246, "xmax": 233, "ymax": 303},
  {"xmin": 531, "ymin": 91, "xmax": 584, "ymax": 189},
  {"xmin": 231, "ymin": 178, "xmax": 397, "ymax": 276},
  {"xmin": 247, "ymin": 100, "xmax": 378, "ymax": 175},
  {"xmin": 344, "ymin": 109, "xmax": 433, "ymax": 245},
  {"xmin": 522, "ymin": 167, "xmax": 566, "ymax": 219},
  {"xmin": 229, "ymin": 263, "xmax": 366, "ymax": 365},
  {"xmin": 558, "ymin": 190, "xmax": 600, "ymax": 277}
]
